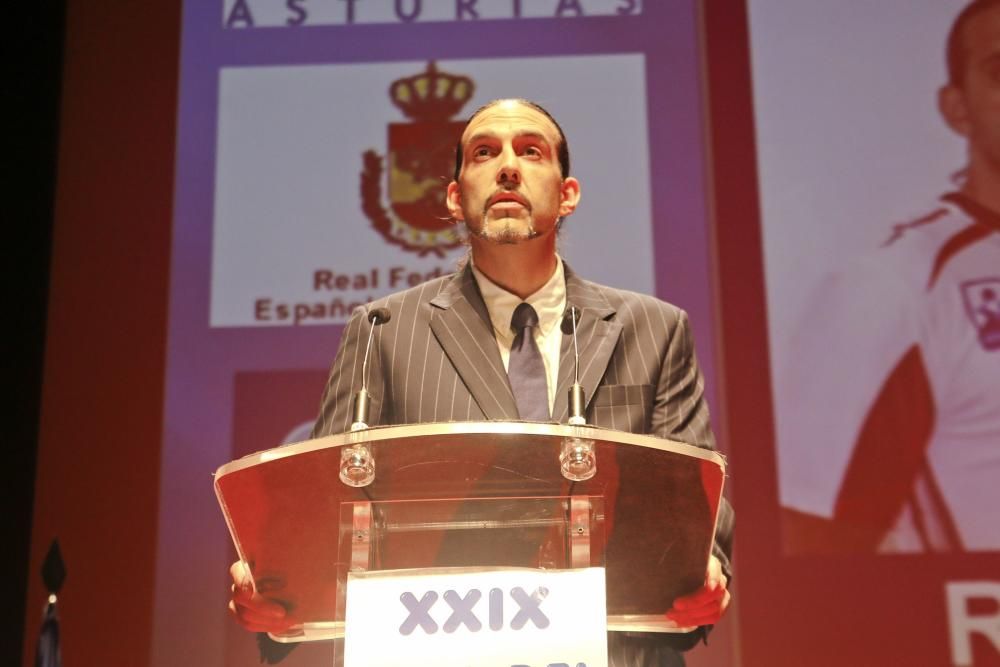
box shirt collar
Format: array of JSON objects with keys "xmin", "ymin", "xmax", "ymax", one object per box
[
  {"xmin": 471, "ymin": 255, "xmax": 567, "ymax": 343},
  {"xmin": 943, "ymin": 191, "xmax": 1000, "ymax": 234}
]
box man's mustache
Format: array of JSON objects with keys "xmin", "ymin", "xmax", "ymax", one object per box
[{"xmin": 482, "ymin": 188, "xmax": 532, "ymax": 216}]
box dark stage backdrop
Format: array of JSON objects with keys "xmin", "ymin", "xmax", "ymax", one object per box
[{"xmin": 24, "ymin": 1, "xmax": 1000, "ymax": 666}]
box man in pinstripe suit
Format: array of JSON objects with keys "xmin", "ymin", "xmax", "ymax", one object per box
[{"xmin": 231, "ymin": 99, "xmax": 733, "ymax": 666}]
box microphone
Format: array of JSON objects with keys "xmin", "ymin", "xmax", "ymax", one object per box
[
  {"xmin": 559, "ymin": 303, "xmax": 595, "ymax": 481},
  {"xmin": 351, "ymin": 307, "xmax": 391, "ymax": 431},
  {"xmin": 561, "ymin": 305, "xmax": 586, "ymax": 425},
  {"xmin": 560, "ymin": 303, "xmax": 581, "ymax": 335},
  {"xmin": 368, "ymin": 307, "xmax": 392, "ymax": 325}
]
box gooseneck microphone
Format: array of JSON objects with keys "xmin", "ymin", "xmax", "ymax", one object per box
[
  {"xmin": 351, "ymin": 307, "xmax": 391, "ymax": 431},
  {"xmin": 561, "ymin": 304, "xmax": 587, "ymax": 425}
]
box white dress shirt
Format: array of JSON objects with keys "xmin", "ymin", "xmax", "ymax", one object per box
[{"xmin": 471, "ymin": 256, "xmax": 566, "ymax": 414}]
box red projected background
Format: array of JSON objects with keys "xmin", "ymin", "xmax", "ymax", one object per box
[{"xmin": 22, "ymin": 1, "xmax": 1000, "ymax": 666}]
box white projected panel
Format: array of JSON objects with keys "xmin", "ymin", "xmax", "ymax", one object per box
[
  {"xmin": 751, "ymin": 0, "xmax": 1000, "ymax": 554},
  {"xmin": 211, "ymin": 55, "xmax": 654, "ymax": 327}
]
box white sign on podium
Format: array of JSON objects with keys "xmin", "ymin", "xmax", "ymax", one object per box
[{"xmin": 344, "ymin": 567, "xmax": 608, "ymax": 667}]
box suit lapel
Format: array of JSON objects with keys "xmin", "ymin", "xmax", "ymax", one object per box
[
  {"xmin": 429, "ymin": 265, "xmax": 520, "ymax": 420},
  {"xmin": 552, "ymin": 266, "xmax": 621, "ymax": 422}
]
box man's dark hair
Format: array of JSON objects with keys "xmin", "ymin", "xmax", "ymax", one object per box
[
  {"xmin": 452, "ymin": 99, "xmax": 571, "ymax": 181},
  {"xmin": 947, "ymin": 0, "xmax": 1000, "ymax": 87}
]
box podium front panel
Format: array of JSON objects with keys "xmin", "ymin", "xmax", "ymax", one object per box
[{"xmin": 214, "ymin": 421, "xmax": 725, "ymax": 639}]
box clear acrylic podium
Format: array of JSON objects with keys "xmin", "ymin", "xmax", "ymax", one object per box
[{"xmin": 214, "ymin": 421, "xmax": 726, "ymax": 655}]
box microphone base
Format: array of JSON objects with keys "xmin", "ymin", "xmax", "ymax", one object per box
[
  {"xmin": 567, "ymin": 384, "xmax": 587, "ymax": 425},
  {"xmin": 351, "ymin": 389, "xmax": 370, "ymax": 429}
]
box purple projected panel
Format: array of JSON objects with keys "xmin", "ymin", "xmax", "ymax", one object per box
[{"xmin": 154, "ymin": 2, "xmax": 719, "ymax": 665}]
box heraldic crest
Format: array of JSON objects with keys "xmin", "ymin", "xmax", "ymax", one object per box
[
  {"xmin": 962, "ymin": 278, "xmax": 1000, "ymax": 351},
  {"xmin": 361, "ymin": 62, "xmax": 475, "ymax": 256}
]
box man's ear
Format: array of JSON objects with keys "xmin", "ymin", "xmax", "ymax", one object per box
[
  {"xmin": 446, "ymin": 181, "xmax": 464, "ymax": 220},
  {"xmin": 939, "ymin": 84, "xmax": 971, "ymax": 138},
  {"xmin": 559, "ymin": 177, "xmax": 581, "ymax": 218}
]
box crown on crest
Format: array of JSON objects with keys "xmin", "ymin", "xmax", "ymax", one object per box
[{"xmin": 390, "ymin": 62, "xmax": 474, "ymax": 122}]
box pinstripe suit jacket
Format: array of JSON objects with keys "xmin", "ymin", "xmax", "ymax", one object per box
[
  {"xmin": 302, "ymin": 262, "xmax": 733, "ymax": 661},
  {"xmin": 312, "ymin": 262, "xmax": 715, "ymax": 448}
]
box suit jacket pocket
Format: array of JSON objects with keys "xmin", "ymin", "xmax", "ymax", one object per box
[{"xmin": 588, "ymin": 384, "xmax": 654, "ymax": 434}]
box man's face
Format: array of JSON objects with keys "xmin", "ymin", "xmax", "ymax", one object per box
[
  {"xmin": 446, "ymin": 101, "xmax": 580, "ymax": 244},
  {"xmin": 941, "ymin": 6, "xmax": 1000, "ymax": 174}
]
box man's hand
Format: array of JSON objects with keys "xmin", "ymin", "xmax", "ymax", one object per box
[
  {"xmin": 228, "ymin": 560, "xmax": 297, "ymax": 633},
  {"xmin": 664, "ymin": 554, "xmax": 730, "ymax": 628}
]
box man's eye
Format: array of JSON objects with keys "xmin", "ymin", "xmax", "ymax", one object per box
[
  {"xmin": 474, "ymin": 147, "xmax": 492, "ymax": 158},
  {"xmin": 524, "ymin": 146, "xmax": 541, "ymax": 157}
]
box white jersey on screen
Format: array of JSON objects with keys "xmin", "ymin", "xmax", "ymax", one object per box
[{"xmin": 776, "ymin": 192, "xmax": 1000, "ymax": 552}]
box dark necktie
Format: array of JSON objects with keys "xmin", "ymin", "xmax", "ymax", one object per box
[{"xmin": 508, "ymin": 302, "xmax": 550, "ymax": 421}]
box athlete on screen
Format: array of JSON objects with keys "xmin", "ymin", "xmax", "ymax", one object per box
[{"xmin": 778, "ymin": 0, "xmax": 1000, "ymax": 553}]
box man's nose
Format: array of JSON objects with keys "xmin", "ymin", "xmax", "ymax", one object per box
[{"xmin": 496, "ymin": 149, "xmax": 521, "ymax": 185}]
